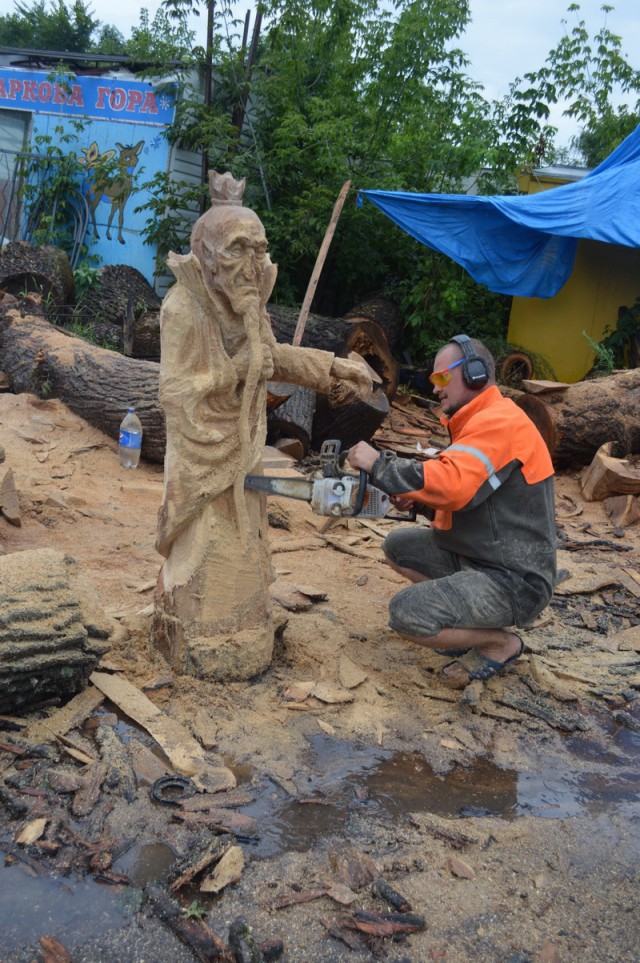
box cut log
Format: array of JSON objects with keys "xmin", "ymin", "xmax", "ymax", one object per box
[
  {"xmin": 344, "ymin": 293, "xmax": 402, "ymax": 351},
  {"xmin": 0, "ymin": 549, "xmax": 112, "ymax": 715},
  {"xmin": 0, "ymin": 240, "xmax": 73, "ymax": 308},
  {"xmin": 312, "ymin": 383, "xmax": 390, "ymax": 450},
  {"xmin": 340, "ymin": 320, "xmax": 398, "ymax": 399},
  {"xmin": 0, "ymin": 307, "xmax": 166, "ymax": 463},
  {"xmin": 515, "ymin": 368, "xmax": 640, "ymax": 468},
  {"xmin": 580, "ymin": 442, "xmax": 640, "ymax": 501},
  {"xmin": 499, "ymin": 350, "xmax": 534, "ymax": 387},
  {"xmin": 267, "ymin": 382, "xmax": 316, "ymax": 454},
  {"xmin": 71, "ymin": 265, "xmax": 161, "ymax": 327},
  {"xmin": 268, "ymin": 304, "xmax": 357, "ymax": 351},
  {"xmin": 268, "ymin": 306, "xmax": 398, "ymax": 399}
]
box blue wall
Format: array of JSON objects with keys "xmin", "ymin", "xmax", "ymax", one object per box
[{"xmin": 0, "ymin": 66, "xmax": 177, "ymax": 282}]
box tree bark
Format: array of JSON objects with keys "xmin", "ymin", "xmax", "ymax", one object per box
[
  {"xmin": 267, "ymin": 382, "xmax": 316, "ymax": 454},
  {"xmin": 0, "ymin": 549, "xmax": 112, "ymax": 714},
  {"xmin": 312, "ymin": 383, "xmax": 390, "ymax": 450},
  {"xmin": 515, "ymin": 368, "xmax": 640, "ymax": 469},
  {"xmin": 344, "ymin": 292, "xmax": 403, "ymax": 351},
  {"xmin": 71, "ymin": 264, "xmax": 161, "ymax": 326},
  {"xmin": 0, "ymin": 306, "xmax": 165, "ymax": 463},
  {"xmin": 340, "ymin": 319, "xmax": 398, "ymax": 399},
  {"xmin": 0, "ymin": 240, "xmax": 73, "ymax": 308}
]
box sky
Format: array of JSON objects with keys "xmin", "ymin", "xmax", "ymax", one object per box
[{"xmin": 87, "ymin": 0, "xmax": 638, "ymax": 149}]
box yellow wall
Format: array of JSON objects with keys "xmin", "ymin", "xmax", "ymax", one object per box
[{"xmin": 508, "ymin": 240, "xmax": 640, "ymax": 383}]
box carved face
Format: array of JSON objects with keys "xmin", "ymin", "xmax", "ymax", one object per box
[{"xmin": 199, "ymin": 212, "xmax": 269, "ymax": 317}]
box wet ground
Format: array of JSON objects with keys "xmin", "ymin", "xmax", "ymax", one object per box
[
  {"xmin": 1, "ymin": 710, "xmax": 639, "ymax": 962},
  {"xmin": 1, "ymin": 392, "xmax": 640, "ymax": 962}
]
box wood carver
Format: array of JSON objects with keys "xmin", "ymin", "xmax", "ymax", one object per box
[{"xmin": 152, "ymin": 172, "xmax": 371, "ymax": 681}]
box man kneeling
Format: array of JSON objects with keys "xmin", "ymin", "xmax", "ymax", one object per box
[{"xmin": 348, "ymin": 335, "xmax": 556, "ymax": 688}]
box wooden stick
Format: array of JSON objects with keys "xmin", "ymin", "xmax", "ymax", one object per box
[{"xmin": 292, "ymin": 180, "xmax": 351, "ymax": 347}]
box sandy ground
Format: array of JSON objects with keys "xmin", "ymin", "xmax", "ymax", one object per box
[{"xmin": 1, "ymin": 391, "xmax": 639, "ymax": 963}]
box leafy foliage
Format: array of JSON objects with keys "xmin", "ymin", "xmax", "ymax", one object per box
[
  {"xmin": 509, "ymin": 3, "xmax": 640, "ymax": 166},
  {"xmin": 4, "ymin": 0, "xmax": 640, "ymax": 371},
  {"xmin": 584, "ymin": 297, "xmax": 640, "ymax": 373},
  {"xmin": 0, "ymin": 0, "xmax": 99, "ymax": 52}
]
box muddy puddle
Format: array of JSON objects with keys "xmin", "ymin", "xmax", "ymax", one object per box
[
  {"xmin": 238, "ymin": 729, "xmax": 640, "ymax": 857},
  {"xmin": 1, "ymin": 723, "xmax": 638, "ymax": 958}
]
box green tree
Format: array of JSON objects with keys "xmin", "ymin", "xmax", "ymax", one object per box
[
  {"xmin": 508, "ymin": 3, "xmax": 640, "ymax": 166},
  {"xmin": 91, "ymin": 23, "xmax": 125, "ymax": 54},
  {"xmin": 0, "ymin": 0, "xmax": 100, "ymax": 52},
  {"xmin": 228, "ymin": 0, "xmax": 512, "ymax": 313}
]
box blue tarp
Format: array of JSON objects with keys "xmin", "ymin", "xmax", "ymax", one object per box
[{"xmin": 359, "ymin": 124, "xmax": 640, "ymax": 298}]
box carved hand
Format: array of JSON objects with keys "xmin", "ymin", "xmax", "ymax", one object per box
[{"xmin": 329, "ymin": 356, "xmax": 373, "ymax": 396}]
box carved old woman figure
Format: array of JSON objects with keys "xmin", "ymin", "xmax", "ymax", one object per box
[{"xmin": 153, "ymin": 172, "xmax": 370, "ymax": 680}]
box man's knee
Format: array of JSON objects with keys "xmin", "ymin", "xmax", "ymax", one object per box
[
  {"xmin": 388, "ymin": 586, "xmax": 441, "ymax": 638},
  {"xmin": 381, "ymin": 528, "xmax": 405, "ymax": 565}
]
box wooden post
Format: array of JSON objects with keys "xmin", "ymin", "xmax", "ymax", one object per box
[{"xmin": 292, "ymin": 180, "xmax": 351, "ymax": 347}]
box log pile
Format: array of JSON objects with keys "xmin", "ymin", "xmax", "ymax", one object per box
[
  {"xmin": 0, "ymin": 240, "xmax": 73, "ymax": 308},
  {"xmin": 372, "ymin": 393, "xmax": 448, "ymax": 457},
  {"xmin": 0, "ymin": 305, "xmax": 166, "ymax": 462},
  {"xmin": 515, "ymin": 371, "xmax": 640, "ymax": 469}
]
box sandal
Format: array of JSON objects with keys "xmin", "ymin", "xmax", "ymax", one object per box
[{"xmin": 441, "ymin": 635, "xmax": 525, "ymax": 688}]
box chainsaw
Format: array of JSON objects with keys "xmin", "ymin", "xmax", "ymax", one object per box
[{"xmin": 244, "ymin": 440, "xmax": 391, "ymax": 518}]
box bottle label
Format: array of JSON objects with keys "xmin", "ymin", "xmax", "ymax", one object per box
[{"xmin": 119, "ymin": 430, "xmax": 142, "ymax": 449}]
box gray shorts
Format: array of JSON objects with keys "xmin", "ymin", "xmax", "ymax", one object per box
[{"xmin": 382, "ymin": 527, "xmax": 515, "ymax": 638}]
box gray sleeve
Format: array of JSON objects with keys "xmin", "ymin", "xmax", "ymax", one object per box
[{"xmin": 370, "ymin": 449, "xmax": 425, "ymax": 496}]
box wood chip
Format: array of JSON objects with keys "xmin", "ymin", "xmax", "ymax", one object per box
[
  {"xmin": 312, "ymin": 683, "xmax": 355, "ymax": 704},
  {"xmin": 609, "ymin": 624, "xmax": 640, "ymax": 652},
  {"xmin": 320, "ymin": 534, "xmax": 383, "ymax": 561},
  {"xmin": 0, "ymin": 467, "xmax": 21, "ymax": 525},
  {"xmin": 617, "ymin": 568, "xmax": 640, "ymax": 599},
  {"xmin": 270, "ymin": 581, "xmax": 314, "ymax": 611},
  {"xmin": 15, "ymin": 817, "xmax": 47, "ymax": 845},
  {"xmin": 448, "ymin": 856, "xmax": 476, "ymax": 879},
  {"xmin": 317, "ymin": 719, "xmax": 337, "ymax": 736},
  {"xmin": 529, "ymin": 656, "xmax": 579, "ymax": 702},
  {"xmin": 90, "ymin": 671, "xmax": 207, "ymax": 780},
  {"xmin": 326, "ymin": 883, "xmax": 358, "ymax": 905},
  {"xmin": 283, "ymin": 680, "xmax": 316, "ymax": 702},
  {"xmin": 26, "ymin": 686, "xmax": 104, "ymax": 744},
  {"xmin": 294, "ymin": 584, "xmax": 328, "ymax": 601},
  {"xmin": 271, "ymin": 537, "xmax": 324, "ymax": 553},
  {"xmin": 339, "ymin": 655, "xmax": 368, "ymax": 689},
  {"xmin": 39, "ymin": 936, "xmax": 72, "ymax": 963},
  {"xmin": 200, "ymin": 844, "xmax": 245, "ymax": 893}
]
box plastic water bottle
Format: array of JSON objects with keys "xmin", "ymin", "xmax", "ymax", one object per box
[{"xmin": 118, "ymin": 406, "xmax": 143, "ymax": 468}]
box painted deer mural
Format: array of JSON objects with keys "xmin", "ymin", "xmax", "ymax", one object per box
[{"xmin": 82, "ymin": 140, "xmax": 144, "ymax": 245}]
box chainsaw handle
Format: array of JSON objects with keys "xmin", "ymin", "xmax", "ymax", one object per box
[
  {"xmin": 352, "ymin": 469, "xmax": 368, "ymax": 516},
  {"xmin": 336, "ymin": 449, "xmax": 369, "ymax": 516}
]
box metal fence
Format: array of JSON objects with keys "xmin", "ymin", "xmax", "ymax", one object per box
[{"xmin": 0, "ymin": 148, "xmax": 89, "ymax": 269}]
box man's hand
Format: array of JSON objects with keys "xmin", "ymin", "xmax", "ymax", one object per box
[
  {"xmin": 390, "ymin": 495, "xmax": 415, "ymax": 512},
  {"xmin": 330, "ymin": 356, "xmax": 373, "ymax": 396},
  {"xmin": 347, "ymin": 441, "xmax": 380, "ymax": 474}
]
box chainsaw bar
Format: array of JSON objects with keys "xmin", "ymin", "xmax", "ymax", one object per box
[{"xmin": 243, "ymin": 475, "xmax": 314, "ymax": 501}]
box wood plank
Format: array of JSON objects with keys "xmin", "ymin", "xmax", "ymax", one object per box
[
  {"xmin": 90, "ymin": 671, "xmax": 206, "ymax": 779},
  {"xmin": 26, "ymin": 686, "xmax": 104, "ymax": 744}
]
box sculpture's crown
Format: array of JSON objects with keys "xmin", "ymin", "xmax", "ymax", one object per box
[{"xmin": 208, "ymin": 171, "xmax": 246, "ymax": 206}]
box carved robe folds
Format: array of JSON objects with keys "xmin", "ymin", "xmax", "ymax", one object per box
[{"xmin": 152, "ymin": 254, "xmax": 336, "ymax": 681}]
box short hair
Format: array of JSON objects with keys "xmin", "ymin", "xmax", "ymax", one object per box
[{"xmin": 446, "ymin": 336, "xmax": 496, "ymax": 384}]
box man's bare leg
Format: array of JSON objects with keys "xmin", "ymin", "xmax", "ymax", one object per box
[{"xmin": 385, "ymin": 558, "xmax": 522, "ymax": 677}]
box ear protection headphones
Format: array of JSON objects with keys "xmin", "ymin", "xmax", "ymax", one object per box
[{"xmin": 449, "ymin": 334, "xmax": 489, "ymax": 390}]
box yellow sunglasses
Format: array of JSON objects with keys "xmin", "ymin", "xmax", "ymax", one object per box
[{"xmin": 429, "ymin": 357, "xmax": 465, "ymax": 388}]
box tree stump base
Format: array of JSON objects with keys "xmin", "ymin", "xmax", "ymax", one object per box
[{"xmin": 0, "ymin": 549, "xmax": 113, "ymax": 714}]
